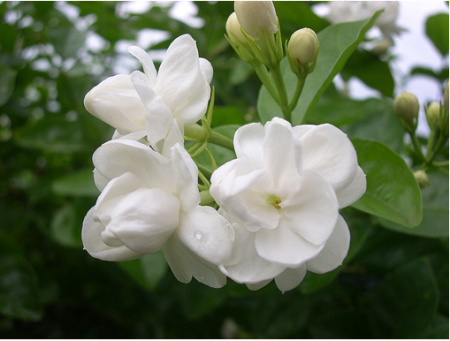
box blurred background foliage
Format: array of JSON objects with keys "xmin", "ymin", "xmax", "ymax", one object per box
[{"xmin": 0, "ymin": 1, "xmax": 448, "ymax": 338}]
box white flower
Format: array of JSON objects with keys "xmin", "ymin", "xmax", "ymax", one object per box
[
  {"xmin": 327, "ymin": 1, "xmax": 403, "ymax": 43},
  {"xmin": 130, "ymin": 34, "xmax": 213, "ymax": 156},
  {"xmin": 82, "ymin": 139, "xmax": 234, "ymax": 288},
  {"xmin": 84, "ymin": 34, "xmax": 213, "ymax": 156},
  {"xmin": 210, "ymin": 117, "xmax": 366, "ymax": 292}
]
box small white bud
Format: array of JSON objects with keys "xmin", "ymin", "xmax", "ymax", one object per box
[
  {"xmin": 226, "ymin": 12, "xmax": 247, "ymax": 46},
  {"xmin": 393, "ymin": 91, "xmax": 419, "ymax": 131},
  {"xmin": 287, "ymin": 28, "xmax": 319, "ymax": 75},
  {"xmin": 426, "ymin": 102, "xmax": 441, "ymax": 130},
  {"xmin": 234, "ymin": 1, "xmax": 278, "ymax": 39}
]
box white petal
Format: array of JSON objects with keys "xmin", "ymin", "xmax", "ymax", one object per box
[
  {"xmin": 199, "ymin": 57, "xmax": 213, "ymax": 83},
  {"xmin": 306, "ymin": 215, "xmax": 350, "ymax": 274},
  {"xmin": 233, "ymin": 122, "xmax": 265, "ymax": 168},
  {"xmin": 335, "ymin": 166, "xmax": 367, "ymax": 208},
  {"xmin": 283, "ymin": 170, "xmax": 339, "ymax": 246},
  {"xmin": 263, "ymin": 119, "xmax": 302, "ymax": 198},
  {"xmin": 255, "ymin": 223, "xmax": 323, "ymax": 267},
  {"xmin": 105, "ymin": 187, "xmax": 180, "ymax": 254},
  {"xmin": 84, "ymin": 74, "xmax": 146, "ymax": 134},
  {"xmin": 82, "ymin": 208, "xmax": 142, "ymax": 261},
  {"xmin": 246, "ymin": 279, "xmax": 272, "ymax": 291},
  {"xmin": 170, "ymin": 143, "xmax": 200, "ymax": 210},
  {"xmin": 156, "ymin": 34, "xmax": 210, "ymax": 124},
  {"xmin": 93, "ymin": 168, "xmax": 108, "ymax": 192},
  {"xmin": 219, "ymin": 224, "xmax": 285, "ymax": 283},
  {"xmin": 164, "ymin": 235, "xmax": 227, "ymax": 288},
  {"xmin": 160, "ymin": 119, "xmax": 185, "ymax": 159},
  {"xmin": 128, "ymin": 46, "xmax": 157, "ymax": 86},
  {"xmin": 93, "ymin": 139, "xmax": 174, "ymax": 192},
  {"xmin": 296, "ymin": 124, "xmax": 358, "ymax": 192},
  {"xmin": 176, "ymin": 205, "xmax": 234, "ymax": 264},
  {"xmin": 274, "ymin": 264, "xmax": 307, "ymax": 293}
]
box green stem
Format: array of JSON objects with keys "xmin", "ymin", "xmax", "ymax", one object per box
[
  {"xmin": 289, "ymin": 75, "xmax": 306, "ymax": 113},
  {"xmin": 198, "ymin": 168, "xmax": 211, "ymax": 188},
  {"xmin": 270, "ymin": 64, "xmax": 290, "ymax": 121},
  {"xmin": 410, "ymin": 131, "xmax": 427, "ymax": 163},
  {"xmin": 426, "ymin": 134, "xmax": 448, "ymax": 166},
  {"xmin": 199, "ymin": 190, "xmax": 216, "ymax": 206},
  {"xmin": 184, "ymin": 124, "xmax": 234, "ymax": 151},
  {"xmin": 426, "ymin": 128, "xmax": 437, "ymax": 160},
  {"xmin": 254, "ymin": 63, "xmax": 280, "ymax": 106}
]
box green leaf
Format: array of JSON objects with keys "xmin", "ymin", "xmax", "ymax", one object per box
[
  {"xmin": 379, "ymin": 171, "xmax": 449, "ymax": 237},
  {"xmin": 0, "ymin": 64, "xmax": 17, "ymax": 106},
  {"xmin": 0, "ymin": 255, "xmax": 43, "ymax": 321},
  {"xmin": 257, "ymin": 11, "xmax": 382, "ymax": 124},
  {"xmin": 365, "ymin": 257, "xmax": 439, "ymax": 338},
  {"xmin": 341, "ymin": 49, "xmax": 394, "ymax": 97},
  {"xmin": 118, "ymin": 250, "xmax": 168, "ymax": 292},
  {"xmin": 52, "ymin": 169, "xmax": 99, "ymax": 197},
  {"xmin": 424, "ymin": 314, "xmax": 450, "ymax": 339},
  {"xmin": 15, "ymin": 114, "xmax": 89, "ymax": 153},
  {"xmin": 50, "ymin": 204, "xmax": 83, "ymax": 248},
  {"xmin": 309, "ymin": 308, "xmax": 369, "ymax": 338},
  {"xmin": 351, "ymin": 138, "xmax": 423, "ymax": 228},
  {"xmin": 426, "ymin": 13, "xmax": 449, "ymax": 56}
]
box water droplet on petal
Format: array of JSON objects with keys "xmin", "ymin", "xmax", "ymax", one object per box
[{"xmin": 195, "ymin": 232, "xmax": 202, "ymax": 240}]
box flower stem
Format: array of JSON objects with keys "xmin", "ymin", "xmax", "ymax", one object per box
[
  {"xmin": 289, "ymin": 75, "xmax": 306, "ymax": 113},
  {"xmin": 270, "ymin": 64, "xmax": 290, "ymax": 121},
  {"xmin": 410, "ymin": 131, "xmax": 426, "ymax": 163},
  {"xmin": 199, "ymin": 190, "xmax": 216, "ymax": 206},
  {"xmin": 254, "ymin": 64, "xmax": 280, "ymax": 105},
  {"xmin": 184, "ymin": 124, "xmax": 234, "ymax": 151}
]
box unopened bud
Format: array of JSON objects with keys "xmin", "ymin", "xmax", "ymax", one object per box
[
  {"xmin": 414, "ymin": 170, "xmax": 429, "ymax": 189},
  {"xmin": 226, "ymin": 12, "xmax": 247, "ymax": 46},
  {"xmin": 393, "ymin": 91, "xmax": 419, "ymax": 131},
  {"xmin": 426, "ymin": 102, "xmax": 441, "ymax": 130},
  {"xmin": 234, "ymin": 1, "xmax": 278, "ymax": 39},
  {"xmin": 287, "ymin": 28, "xmax": 319, "ymax": 75}
]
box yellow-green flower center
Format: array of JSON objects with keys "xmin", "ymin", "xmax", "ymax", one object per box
[{"xmin": 266, "ymin": 195, "xmax": 282, "ymax": 209}]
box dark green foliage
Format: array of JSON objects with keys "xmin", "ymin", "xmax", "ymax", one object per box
[{"xmin": 0, "ymin": 1, "xmax": 448, "ymax": 338}]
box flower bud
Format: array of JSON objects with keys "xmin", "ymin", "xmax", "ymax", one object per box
[
  {"xmin": 234, "ymin": 1, "xmax": 278, "ymax": 39},
  {"xmin": 226, "ymin": 12, "xmax": 247, "ymax": 46},
  {"xmin": 393, "ymin": 91, "xmax": 419, "ymax": 131},
  {"xmin": 414, "ymin": 170, "xmax": 429, "ymax": 189},
  {"xmin": 426, "ymin": 102, "xmax": 441, "ymax": 130},
  {"xmin": 287, "ymin": 28, "xmax": 319, "ymax": 75}
]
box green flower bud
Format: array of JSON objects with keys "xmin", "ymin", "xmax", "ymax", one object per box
[
  {"xmin": 234, "ymin": 1, "xmax": 278, "ymax": 39},
  {"xmin": 287, "ymin": 28, "xmax": 319, "ymax": 75},
  {"xmin": 393, "ymin": 91, "xmax": 419, "ymax": 132},
  {"xmin": 426, "ymin": 102, "xmax": 441, "ymax": 130},
  {"xmin": 414, "ymin": 170, "xmax": 429, "ymax": 189}
]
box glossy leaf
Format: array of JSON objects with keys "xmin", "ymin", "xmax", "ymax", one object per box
[
  {"xmin": 425, "ymin": 13, "xmax": 449, "ymax": 56},
  {"xmin": 52, "ymin": 169, "xmax": 99, "ymax": 197},
  {"xmin": 50, "ymin": 204, "xmax": 83, "ymax": 248},
  {"xmin": 351, "ymin": 138, "xmax": 423, "ymax": 227},
  {"xmin": 379, "ymin": 171, "xmax": 449, "ymax": 237},
  {"xmin": 118, "ymin": 250, "xmax": 168, "ymax": 292},
  {"xmin": 365, "ymin": 257, "xmax": 439, "ymax": 338},
  {"xmin": 0, "ymin": 64, "xmax": 17, "ymax": 106},
  {"xmin": 0, "ymin": 256, "xmax": 43, "ymax": 321}
]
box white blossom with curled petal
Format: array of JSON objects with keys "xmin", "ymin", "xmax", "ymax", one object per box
[
  {"xmin": 210, "ymin": 117, "xmax": 366, "ymax": 292},
  {"xmin": 84, "ymin": 34, "xmax": 212, "ymax": 156},
  {"xmin": 129, "ymin": 34, "xmax": 213, "ymax": 157},
  {"xmin": 82, "ymin": 139, "xmax": 234, "ymax": 288}
]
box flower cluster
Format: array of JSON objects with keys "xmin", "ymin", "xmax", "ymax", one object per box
[{"xmin": 81, "ymin": 2, "xmax": 366, "ymax": 293}]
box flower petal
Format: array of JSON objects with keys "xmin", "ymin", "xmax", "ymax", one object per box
[
  {"xmin": 105, "ymin": 187, "xmax": 180, "ymax": 254},
  {"xmin": 335, "ymin": 166, "xmax": 367, "ymax": 208},
  {"xmin": 219, "ymin": 223, "xmax": 285, "ymax": 283},
  {"xmin": 233, "ymin": 122, "xmax": 265, "ymax": 168},
  {"xmin": 84, "ymin": 74, "xmax": 146, "ymax": 134},
  {"xmin": 199, "ymin": 57, "xmax": 213, "ymax": 84},
  {"xmin": 82, "ymin": 207, "xmax": 142, "ymax": 261},
  {"xmin": 160, "ymin": 119, "xmax": 185, "ymax": 159},
  {"xmin": 274, "ymin": 264, "xmax": 307, "ymax": 293},
  {"xmin": 306, "ymin": 215, "xmax": 350, "ymax": 274},
  {"xmin": 170, "ymin": 143, "xmax": 201, "ymax": 210},
  {"xmin": 93, "ymin": 139, "xmax": 174, "ymax": 192},
  {"xmin": 263, "ymin": 118, "xmax": 302, "ymax": 197},
  {"xmin": 176, "ymin": 205, "xmax": 234, "ymax": 264},
  {"xmin": 295, "ymin": 124, "xmax": 358, "ymax": 191},
  {"xmin": 246, "ymin": 279, "xmax": 272, "ymax": 291},
  {"xmin": 164, "ymin": 235, "xmax": 227, "ymax": 288},
  {"xmin": 128, "ymin": 46, "xmax": 157, "ymax": 87},
  {"xmin": 255, "ymin": 222, "xmax": 323, "ymax": 267},
  {"xmin": 283, "ymin": 170, "xmax": 339, "ymax": 246},
  {"xmin": 156, "ymin": 34, "xmax": 211, "ymax": 124}
]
